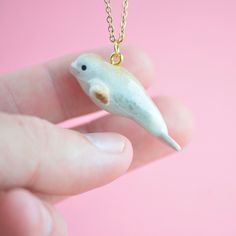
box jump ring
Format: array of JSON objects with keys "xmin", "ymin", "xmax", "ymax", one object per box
[{"xmin": 110, "ymin": 52, "xmax": 124, "ymax": 66}]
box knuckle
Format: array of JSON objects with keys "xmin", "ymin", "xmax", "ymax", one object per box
[
  {"xmin": 14, "ymin": 115, "xmax": 54, "ymax": 187},
  {"xmin": 14, "ymin": 115, "xmax": 52, "ymax": 157},
  {"xmin": 0, "ymin": 113, "xmax": 54, "ymax": 188}
]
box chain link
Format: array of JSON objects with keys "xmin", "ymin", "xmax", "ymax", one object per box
[
  {"xmin": 104, "ymin": 0, "xmax": 128, "ymax": 65},
  {"xmin": 104, "ymin": 0, "xmax": 128, "ymax": 44}
]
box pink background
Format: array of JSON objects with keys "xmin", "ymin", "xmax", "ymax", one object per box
[{"xmin": 1, "ymin": 0, "xmax": 236, "ymax": 235}]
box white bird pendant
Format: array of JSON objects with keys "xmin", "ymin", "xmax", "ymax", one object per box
[{"xmin": 70, "ymin": 53, "xmax": 181, "ymax": 151}]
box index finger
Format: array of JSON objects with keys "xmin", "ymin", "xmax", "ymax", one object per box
[{"xmin": 0, "ymin": 47, "xmax": 155, "ymax": 123}]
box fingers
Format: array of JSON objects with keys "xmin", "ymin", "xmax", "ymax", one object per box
[
  {"xmin": 0, "ymin": 112, "xmax": 133, "ymax": 195},
  {"xmin": 0, "ymin": 46, "xmax": 155, "ymax": 122},
  {"xmin": 75, "ymin": 96, "xmax": 193, "ymax": 169},
  {"xmin": 0, "ymin": 189, "xmax": 67, "ymax": 236},
  {"xmin": 33, "ymin": 96, "xmax": 193, "ymax": 204}
]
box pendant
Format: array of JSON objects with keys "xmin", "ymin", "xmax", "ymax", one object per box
[{"xmin": 70, "ymin": 53, "xmax": 181, "ymax": 151}]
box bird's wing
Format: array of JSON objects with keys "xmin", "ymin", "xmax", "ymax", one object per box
[{"xmin": 89, "ymin": 79, "xmax": 110, "ymax": 106}]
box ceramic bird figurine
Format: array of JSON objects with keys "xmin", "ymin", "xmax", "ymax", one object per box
[{"xmin": 70, "ymin": 53, "xmax": 181, "ymax": 151}]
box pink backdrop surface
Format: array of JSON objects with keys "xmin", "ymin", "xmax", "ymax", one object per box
[{"xmin": 1, "ymin": 0, "xmax": 236, "ymax": 235}]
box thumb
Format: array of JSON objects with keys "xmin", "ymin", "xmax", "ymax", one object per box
[{"xmin": 0, "ymin": 113, "xmax": 133, "ymax": 195}]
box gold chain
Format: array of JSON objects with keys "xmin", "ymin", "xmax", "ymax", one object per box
[
  {"xmin": 104, "ymin": 0, "xmax": 128, "ymax": 65},
  {"xmin": 104, "ymin": 0, "xmax": 128, "ymax": 44}
]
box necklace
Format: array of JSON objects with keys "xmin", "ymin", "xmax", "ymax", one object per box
[
  {"xmin": 70, "ymin": 1, "xmax": 181, "ymax": 151},
  {"xmin": 104, "ymin": 0, "xmax": 128, "ymax": 65}
]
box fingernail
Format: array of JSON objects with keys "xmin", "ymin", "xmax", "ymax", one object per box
[
  {"xmin": 85, "ymin": 133, "xmax": 126, "ymax": 153},
  {"xmin": 39, "ymin": 203, "xmax": 53, "ymax": 236}
]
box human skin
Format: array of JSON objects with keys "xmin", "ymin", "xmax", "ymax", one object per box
[{"xmin": 0, "ymin": 47, "xmax": 193, "ymax": 236}]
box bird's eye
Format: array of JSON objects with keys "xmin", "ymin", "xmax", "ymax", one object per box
[{"xmin": 81, "ymin": 65, "xmax": 87, "ymax": 71}]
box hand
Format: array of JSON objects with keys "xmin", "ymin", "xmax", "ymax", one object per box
[{"xmin": 0, "ymin": 47, "xmax": 192, "ymax": 236}]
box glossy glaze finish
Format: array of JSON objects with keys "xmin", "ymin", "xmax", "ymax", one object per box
[{"xmin": 71, "ymin": 53, "xmax": 181, "ymax": 151}]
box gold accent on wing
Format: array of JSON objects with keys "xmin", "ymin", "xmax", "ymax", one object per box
[{"xmin": 95, "ymin": 91, "xmax": 109, "ymax": 104}]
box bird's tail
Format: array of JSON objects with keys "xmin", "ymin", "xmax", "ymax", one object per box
[{"xmin": 160, "ymin": 133, "xmax": 181, "ymax": 151}]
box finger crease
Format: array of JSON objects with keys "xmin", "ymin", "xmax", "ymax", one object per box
[
  {"xmin": 2, "ymin": 78, "xmax": 22, "ymax": 114},
  {"xmin": 42, "ymin": 64, "xmax": 69, "ymax": 121}
]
